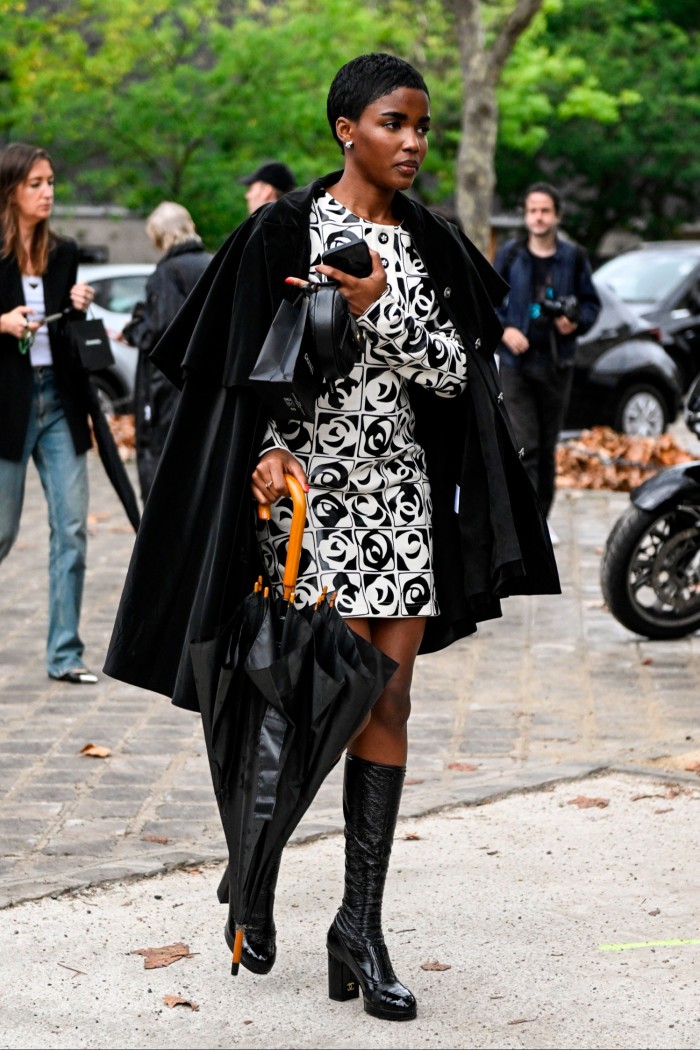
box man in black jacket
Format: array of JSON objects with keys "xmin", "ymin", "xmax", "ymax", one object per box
[
  {"xmin": 122, "ymin": 202, "xmax": 212, "ymax": 501},
  {"xmin": 494, "ymin": 182, "xmax": 601, "ymax": 538}
]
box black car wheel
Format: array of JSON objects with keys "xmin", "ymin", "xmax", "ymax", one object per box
[
  {"xmin": 613, "ymin": 383, "xmax": 668, "ymax": 436},
  {"xmin": 600, "ymin": 504, "xmax": 700, "ymax": 639}
]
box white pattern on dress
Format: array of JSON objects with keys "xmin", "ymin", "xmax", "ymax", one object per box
[{"xmin": 256, "ymin": 191, "xmax": 467, "ymax": 617}]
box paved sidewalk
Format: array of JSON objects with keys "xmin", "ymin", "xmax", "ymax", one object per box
[
  {"xmin": 2, "ymin": 450, "xmax": 700, "ymax": 910},
  {"xmin": 4, "ymin": 771, "xmax": 700, "ymax": 1050}
]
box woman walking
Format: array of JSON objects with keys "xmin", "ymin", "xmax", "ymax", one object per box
[
  {"xmin": 105, "ymin": 54, "xmax": 559, "ymax": 1020},
  {"xmin": 0, "ymin": 143, "xmax": 98, "ymax": 684}
]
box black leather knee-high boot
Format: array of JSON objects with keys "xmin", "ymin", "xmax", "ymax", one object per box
[
  {"xmin": 327, "ymin": 754, "xmax": 417, "ymax": 1021},
  {"xmin": 220, "ymin": 853, "xmax": 281, "ymax": 975}
]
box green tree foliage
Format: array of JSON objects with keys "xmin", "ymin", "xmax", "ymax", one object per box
[
  {"xmin": 1, "ymin": 0, "xmax": 457, "ymax": 244},
  {"xmin": 2, "ymin": 0, "xmax": 696, "ymax": 251},
  {"xmin": 498, "ymin": 0, "xmax": 700, "ymax": 246}
]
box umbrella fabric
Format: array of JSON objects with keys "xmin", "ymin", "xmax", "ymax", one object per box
[
  {"xmin": 261, "ymin": 597, "xmax": 399, "ymax": 866},
  {"xmin": 193, "ymin": 584, "xmax": 316, "ymax": 973},
  {"xmin": 85, "ymin": 378, "xmax": 140, "ymax": 531},
  {"xmin": 190, "ymin": 584, "xmax": 268, "ymax": 794},
  {"xmin": 191, "ymin": 476, "xmax": 398, "ymax": 975},
  {"xmin": 212, "ymin": 597, "xmax": 399, "ymax": 909}
]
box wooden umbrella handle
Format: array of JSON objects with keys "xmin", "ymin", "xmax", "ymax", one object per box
[{"xmin": 257, "ymin": 474, "xmax": 306, "ymax": 601}]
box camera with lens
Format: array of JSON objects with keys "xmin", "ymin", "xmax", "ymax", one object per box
[{"xmin": 539, "ymin": 294, "xmax": 580, "ymax": 324}]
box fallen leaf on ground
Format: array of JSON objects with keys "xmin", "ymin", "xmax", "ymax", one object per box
[
  {"xmin": 405, "ymin": 778, "xmax": 424, "ymax": 785},
  {"xmin": 648, "ymin": 908, "xmax": 661, "ymax": 916},
  {"xmin": 79, "ymin": 743, "xmax": 111, "ymax": 758},
  {"xmin": 447, "ymin": 762, "xmax": 478, "ymax": 772},
  {"xmin": 404, "ymin": 832, "xmax": 421, "ymax": 840},
  {"xmin": 131, "ymin": 942, "xmax": 195, "ymax": 969},
  {"xmin": 508, "ymin": 1018, "xmax": 537, "ymax": 1025},
  {"xmin": 567, "ymin": 795, "xmax": 609, "ymax": 809},
  {"xmin": 162, "ymin": 995, "xmax": 199, "ymax": 1011},
  {"xmin": 142, "ymin": 835, "xmax": 169, "ymax": 844},
  {"xmin": 641, "ymin": 658, "xmax": 654, "ymax": 666},
  {"xmin": 655, "ymin": 807, "xmax": 673, "ymax": 814},
  {"xmin": 684, "ymin": 762, "xmax": 700, "ymax": 773},
  {"xmin": 87, "ymin": 512, "xmax": 111, "ymax": 524},
  {"xmin": 421, "ymin": 959, "xmax": 451, "ymax": 971}
]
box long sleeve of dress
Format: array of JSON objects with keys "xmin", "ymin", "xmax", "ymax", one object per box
[
  {"xmin": 259, "ymin": 416, "xmax": 291, "ymax": 456},
  {"xmin": 356, "ymin": 288, "xmax": 467, "ymax": 398}
]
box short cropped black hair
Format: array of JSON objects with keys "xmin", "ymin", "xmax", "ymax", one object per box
[
  {"xmin": 327, "ymin": 53, "xmax": 429, "ymax": 150},
  {"xmin": 524, "ymin": 181, "xmax": 562, "ymax": 215}
]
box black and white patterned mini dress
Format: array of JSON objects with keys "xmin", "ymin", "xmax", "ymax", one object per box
[{"xmin": 256, "ymin": 192, "xmax": 467, "ymax": 618}]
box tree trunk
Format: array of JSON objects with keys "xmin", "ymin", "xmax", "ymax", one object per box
[
  {"xmin": 450, "ymin": 0, "xmax": 545, "ymax": 257},
  {"xmin": 455, "ymin": 63, "xmax": 499, "ymax": 256}
]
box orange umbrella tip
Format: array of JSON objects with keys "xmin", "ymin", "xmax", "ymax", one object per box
[{"xmin": 231, "ymin": 927, "xmax": 245, "ymax": 976}]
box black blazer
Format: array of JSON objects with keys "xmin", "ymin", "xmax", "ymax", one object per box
[
  {"xmin": 105, "ymin": 173, "xmax": 560, "ymax": 711},
  {"xmin": 0, "ymin": 236, "xmax": 91, "ymax": 461}
]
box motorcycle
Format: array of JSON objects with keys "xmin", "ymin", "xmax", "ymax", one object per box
[{"xmin": 600, "ymin": 373, "xmax": 700, "ymax": 639}]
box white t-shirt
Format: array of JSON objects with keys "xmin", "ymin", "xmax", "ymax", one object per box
[{"xmin": 22, "ymin": 275, "xmax": 52, "ymax": 367}]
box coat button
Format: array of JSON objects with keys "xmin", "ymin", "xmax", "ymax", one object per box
[
  {"xmin": 475, "ymin": 337, "xmax": 481, "ymax": 349},
  {"xmin": 378, "ymin": 231, "xmax": 389, "ymax": 244},
  {"xmin": 497, "ymin": 392, "xmax": 504, "ymax": 404},
  {"xmin": 518, "ymin": 447, "xmax": 525, "ymax": 459},
  {"xmin": 444, "ymin": 286, "xmax": 451, "ymax": 298}
]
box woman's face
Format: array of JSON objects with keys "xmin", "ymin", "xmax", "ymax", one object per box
[
  {"xmin": 341, "ymin": 86, "xmax": 430, "ymax": 192},
  {"xmin": 13, "ymin": 158, "xmax": 54, "ymax": 227}
]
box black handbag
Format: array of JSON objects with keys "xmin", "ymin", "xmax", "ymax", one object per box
[
  {"xmin": 306, "ymin": 283, "xmax": 362, "ymax": 383},
  {"xmin": 248, "ymin": 294, "xmax": 320, "ymax": 420},
  {"xmin": 248, "ymin": 284, "xmax": 362, "ymax": 420},
  {"xmin": 68, "ymin": 316, "xmax": 115, "ymax": 372}
]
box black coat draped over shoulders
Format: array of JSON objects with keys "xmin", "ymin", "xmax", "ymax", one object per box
[{"xmin": 104, "ymin": 174, "xmax": 560, "ymax": 711}]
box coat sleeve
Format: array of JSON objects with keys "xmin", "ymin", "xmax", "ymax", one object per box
[{"xmin": 573, "ymin": 250, "xmax": 602, "ymax": 336}]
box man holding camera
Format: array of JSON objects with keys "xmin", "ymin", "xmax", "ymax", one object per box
[{"xmin": 494, "ymin": 182, "xmax": 601, "ymax": 538}]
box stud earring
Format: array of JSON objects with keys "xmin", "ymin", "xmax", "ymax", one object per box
[{"xmin": 344, "ymin": 140, "xmax": 354, "ymax": 150}]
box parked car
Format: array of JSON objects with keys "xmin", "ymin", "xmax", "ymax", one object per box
[
  {"xmin": 564, "ymin": 275, "xmax": 682, "ymax": 436},
  {"xmin": 78, "ymin": 263, "xmax": 155, "ymax": 415},
  {"xmin": 594, "ymin": 242, "xmax": 700, "ymax": 390}
]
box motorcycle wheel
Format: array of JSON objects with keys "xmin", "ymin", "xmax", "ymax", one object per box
[{"xmin": 600, "ymin": 504, "xmax": 700, "ymax": 639}]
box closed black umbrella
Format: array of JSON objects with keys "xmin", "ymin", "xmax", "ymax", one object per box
[
  {"xmin": 85, "ymin": 377, "xmax": 140, "ymax": 531},
  {"xmin": 191, "ymin": 475, "xmax": 397, "ymax": 975}
]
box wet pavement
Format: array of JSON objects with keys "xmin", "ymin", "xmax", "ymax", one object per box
[{"xmin": 2, "ymin": 446, "xmax": 700, "ymax": 911}]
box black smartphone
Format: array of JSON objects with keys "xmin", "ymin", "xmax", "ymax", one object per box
[{"xmin": 321, "ymin": 236, "xmax": 372, "ymax": 278}]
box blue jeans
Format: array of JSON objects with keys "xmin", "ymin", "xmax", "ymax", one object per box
[{"xmin": 0, "ymin": 367, "xmax": 89, "ymax": 677}]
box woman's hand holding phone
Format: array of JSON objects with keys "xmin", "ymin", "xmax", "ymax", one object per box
[{"xmin": 284, "ymin": 237, "xmax": 387, "ymax": 317}]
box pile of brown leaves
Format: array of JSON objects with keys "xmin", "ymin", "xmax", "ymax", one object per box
[
  {"xmin": 89, "ymin": 413, "xmax": 136, "ymax": 462},
  {"xmin": 556, "ymin": 426, "xmax": 694, "ymax": 492}
]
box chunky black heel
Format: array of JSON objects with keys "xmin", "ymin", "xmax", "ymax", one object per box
[
  {"xmin": 327, "ymin": 914, "xmax": 416, "ymax": 1020},
  {"xmin": 327, "ymin": 755, "xmax": 417, "ymax": 1021},
  {"xmin": 327, "ymin": 948, "xmax": 360, "ymax": 1002},
  {"xmin": 219, "ymin": 854, "xmax": 281, "ymax": 975}
]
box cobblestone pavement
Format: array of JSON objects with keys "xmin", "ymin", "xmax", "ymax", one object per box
[{"xmin": 2, "ymin": 448, "xmax": 700, "ymax": 909}]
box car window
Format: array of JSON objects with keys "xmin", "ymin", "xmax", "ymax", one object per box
[
  {"xmin": 595, "ymin": 252, "xmax": 699, "ymax": 304},
  {"xmin": 91, "ymin": 276, "xmax": 149, "ymax": 314}
]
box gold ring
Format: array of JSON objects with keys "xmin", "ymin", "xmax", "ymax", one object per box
[{"xmin": 265, "ymin": 480, "xmax": 273, "ymax": 489}]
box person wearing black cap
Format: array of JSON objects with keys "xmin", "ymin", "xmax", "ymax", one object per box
[{"xmin": 239, "ymin": 161, "xmax": 296, "ymax": 214}]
